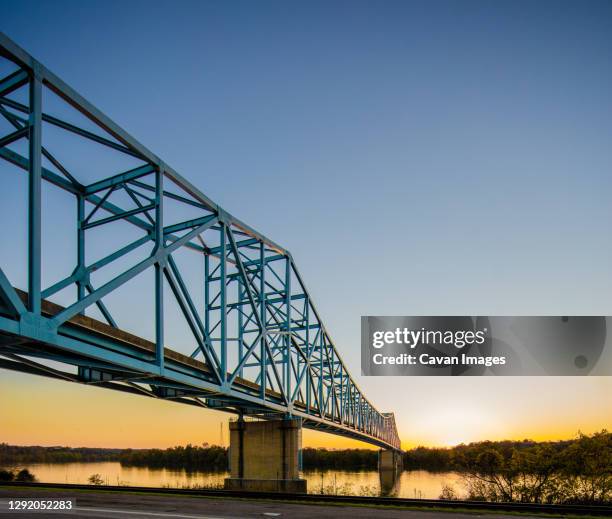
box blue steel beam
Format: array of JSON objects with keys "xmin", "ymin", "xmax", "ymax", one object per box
[
  {"xmin": 0, "ymin": 268, "xmax": 26, "ymax": 317},
  {"xmin": 84, "ymin": 164, "xmax": 156, "ymax": 195},
  {"xmin": 27, "ymin": 69, "xmax": 42, "ymax": 315},
  {"xmin": 0, "ymin": 69, "xmax": 28, "ymax": 97},
  {"xmin": 0, "ymin": 33, "xmax": 401, "ymax": 451}
]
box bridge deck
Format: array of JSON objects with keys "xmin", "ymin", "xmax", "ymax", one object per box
[
  {"xmin": 1, "ymin": 289, "xmax": 398, "ymax": 450},
  {"xmin": 11, "ymin": 288, "xmax": 287, "ymax": 403}
]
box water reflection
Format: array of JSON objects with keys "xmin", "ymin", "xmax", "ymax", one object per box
[
  {"xmin": 379, "ymin": 468, "xmax": 401, "ymax": 497},
  {"xmin": 13, "ymin": 462, "xmax": 467, "ymax": 499}
]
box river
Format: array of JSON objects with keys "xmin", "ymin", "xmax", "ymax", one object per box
[{"xmin": 12, "ymin": 462, "xmax": 467, "ymax": 499}]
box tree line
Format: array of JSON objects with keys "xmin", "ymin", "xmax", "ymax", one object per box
[
  {"xmin": 302, "ymin": 447, "xmax": 377, "ymax": 469},
  {"xmin": 119, "ymin": 444, "xmax": 228, "ymax": 470},
  {"xmin": 0, "ymin": 444, "xmax": 121, "ymax": 464},
  {"xmin": 440, "ymin": 430, "xmax": 611, "ymax": 504}
]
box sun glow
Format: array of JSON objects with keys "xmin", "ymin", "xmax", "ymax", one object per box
[{"xmin": 441, "ymin": 438, "xmax": 466, "ymax": 447}]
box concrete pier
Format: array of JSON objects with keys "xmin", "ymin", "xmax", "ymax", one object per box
[
  {"xmin": 379, "ymin": 449, "xmax": 403, "ymax": 496},
  {"xmin": 224, "ymin": 418, "xmax": 307, "ymax": 493},
  {"xmin": 379, "ymin": 449, "xmax": 403, "ymax": 472}
]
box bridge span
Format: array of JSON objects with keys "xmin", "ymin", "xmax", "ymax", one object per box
[{"xmin": 0, "ymin": 33, "xmax": 400, "ymax": 492}]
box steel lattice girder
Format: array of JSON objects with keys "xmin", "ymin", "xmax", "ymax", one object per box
[{"xmin": 0, "ymin": 33, "xmax": 400, "ymax": 451}]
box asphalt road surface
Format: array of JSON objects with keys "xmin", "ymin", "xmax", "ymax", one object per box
[{"xmin": 0, "ymin": 488, "xmax": 547, "ymax": 519}]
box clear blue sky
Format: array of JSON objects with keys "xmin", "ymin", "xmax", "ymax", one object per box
[{"xmin": 1, "ymin": 0, "xmax": 611, "ymax": 448}]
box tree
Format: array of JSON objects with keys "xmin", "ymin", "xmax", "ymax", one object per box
[
  {"xmin": 14, "ymin": 469, "xmax": 36, "ymax": 482},
  {"xmin": 0, "ymin": 470, "xmax": 14, "ymax": 482},
  {"xmin": 558, "ymin": 430, "xmax": 611, "ymax": 504}
]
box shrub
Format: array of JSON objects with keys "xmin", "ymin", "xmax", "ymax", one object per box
[
  {"xmin": 0, "ymin": 469, "xmax": 14, "ymax": 482},
  {"xmin": 88, "ymin": 473, "xmax": 104, "ymax": 486},
  {"xmin": 14, "ymin": 469, "xmax": 36, "ymax": 482}
]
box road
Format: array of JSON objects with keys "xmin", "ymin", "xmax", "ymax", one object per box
[{"xmin": 0, "ymin": 488, "xmax": 546, "ymax": 519}]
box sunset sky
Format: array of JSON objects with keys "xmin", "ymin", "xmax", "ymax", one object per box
[{"xmin": 1, "ymin": 0, "xmax": 611, "ymax": 451}]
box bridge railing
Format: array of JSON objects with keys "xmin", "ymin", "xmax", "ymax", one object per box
[{"xmin": 0, "ymin": 33, "xmax": 400, "ymax": 450}]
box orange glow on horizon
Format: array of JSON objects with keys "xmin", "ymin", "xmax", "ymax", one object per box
[{"xmin": 0, "ymin": 369, "xmax": 610, "ymax": 450}]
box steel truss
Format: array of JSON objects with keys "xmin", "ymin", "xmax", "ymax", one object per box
[{"xmin": 0, "ymin": 33, "xmax": 400, "ymax": 451}]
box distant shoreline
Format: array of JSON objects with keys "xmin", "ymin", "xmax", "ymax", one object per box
[{"xmin": 2, "ymin": 432, "xmax": 609, "ymax": 473}]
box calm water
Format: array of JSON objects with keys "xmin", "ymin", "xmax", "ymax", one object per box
[{"xmin": 9, "ymin": 462, "xmax": 467, "ymax": 499}]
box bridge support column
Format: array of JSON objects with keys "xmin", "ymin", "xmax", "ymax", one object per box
[
  {"xmin": 224, "ymin": 418, "xmax": 307, "ymax": 493},
  {"xmin": 379, "ymin": 449, "xmax": 402, "ymax": 496},
  {"xmin": 379, "ymin": 449, "xmax": 403, "ymax": 472}
]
